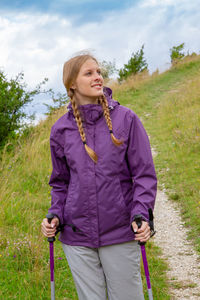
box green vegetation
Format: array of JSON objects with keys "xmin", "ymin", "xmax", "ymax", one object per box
[
  {"xmin": 0, "ymin": 108, "xmax": 78, "ymax": 299},
  {"xmin": 0, "ymin": 69, "xmax": 68, "ymax": 151},
  {"xmin": 118, "ymin": 44, "xmax": 148, "ymax": 82},
  {"xmin": 0, "ymin": 70, "xmax": 48, "ymax": 149},
  {"xmin": 170, "ymin": 42, "xmax": 185, "ymax": 64},
  {"xmin": 1, "ymin": 54, "xmax": 200, "ymax": 299},
  {"xmin": 113, "ymin": 54, "xmax": 200, "ymax": 255}
]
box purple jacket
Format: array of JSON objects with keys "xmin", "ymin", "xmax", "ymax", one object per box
[{"xmin": 48, "ymin": 87, "xmax": 157, "ymax": 248}]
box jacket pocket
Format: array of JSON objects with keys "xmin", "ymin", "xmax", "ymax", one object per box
[
  {"xmin": 114, "ymin": 176, "xmax": 129, "ymax": 218},
  {"xmin": 63, "ymin": 181, "xmax": 75, "ymax": 222}
]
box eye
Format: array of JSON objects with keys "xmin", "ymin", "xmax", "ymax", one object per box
[{"xmin": 85, "ymin": 71, "xmax": 92, "ymax": 76}]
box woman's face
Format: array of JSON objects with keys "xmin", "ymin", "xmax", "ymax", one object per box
[{"xmin": 72, "ymin": 58, "xmax": 104, "ymax": 105}]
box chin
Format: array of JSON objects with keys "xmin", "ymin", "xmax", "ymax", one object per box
[
  {"xmin": 95, "ymin": 90, "xmax": 104, "ymax": 97},
  {"xmin": 88, "ymin": 93, "xmax": 102, "ymax": 99}
]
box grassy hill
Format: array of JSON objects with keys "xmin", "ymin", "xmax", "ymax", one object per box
[
  {"xmin": 0, "ymin": 55, "xmax": 200, "ymax": 299},
  {"xmin": 112, "ymin": 54, "xmax": 200, "ymax": 253}
]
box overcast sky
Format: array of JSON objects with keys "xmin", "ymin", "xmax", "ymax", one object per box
[{"xmin": 0, "ymin": 0, "xmax": 200, "ymax": 122}]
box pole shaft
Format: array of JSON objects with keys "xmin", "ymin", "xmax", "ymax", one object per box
[
  {"xmin": 51, "ymin": 282, "xmax": 55, "ymax": 300},
  {"xmin": 148, "ymin": 289, "xmax": 153, "ymax": 300},
  {"xmin": 50, "ymin": 242, "xmax": 54, "ymax": 282},
  {"xmin": 141, "ymin": 245, "xmax": 151, "ymax": 290},
  {"xmin": 49, "ymin": 242, "xmax": 55, "ymax": 299}
]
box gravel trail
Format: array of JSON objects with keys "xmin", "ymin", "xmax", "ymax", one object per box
[{"xmin": 153, "ymin": 189, "xmax": 200, "ymax": 299}]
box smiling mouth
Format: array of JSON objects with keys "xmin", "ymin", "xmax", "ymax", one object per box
[{"xmin": 92, "ymin": 84, "xmax": 102, "ymax": 88}]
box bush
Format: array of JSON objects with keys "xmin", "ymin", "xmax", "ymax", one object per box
[
  {"xmin": 118, "ymin": 45, "xmax": 148, "ymax": 82},
  {"xmin": 0, "ymin": 70, "xmax": 49, "ymax": 149},
  {"xmin": 170, "ymin": 43, "xmax": 185, "ymax": 64}
]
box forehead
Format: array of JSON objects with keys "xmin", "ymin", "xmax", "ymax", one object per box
[{"xmin": 80, "ymin": 58, "xmax": 99, "ymax": 71}]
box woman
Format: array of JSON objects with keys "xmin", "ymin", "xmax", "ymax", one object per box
[{"xmin": 41, "ymin": 53, "xmax": 157, "ymax": 300}]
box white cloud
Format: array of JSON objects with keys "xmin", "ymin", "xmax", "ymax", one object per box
[
  {"xmin": 0, "ymin": 12, "xmax": 89, "ymax": 91},
  {"xmin": 0, "ymin": 1, "xmax": 200, "ymax": 119}
]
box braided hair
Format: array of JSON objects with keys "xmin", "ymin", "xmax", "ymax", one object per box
[{"xmin": 63, "ymin": 54, "xmax": 123, "ymax": 163}]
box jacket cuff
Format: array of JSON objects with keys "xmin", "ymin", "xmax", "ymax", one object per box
[
  {"xmin": 48, "ymin": 209, "xmax": 62, "ymax": 225},
  {"xmin": 130, "ymin": 214, "xmax": 148, "ymax": 232}
]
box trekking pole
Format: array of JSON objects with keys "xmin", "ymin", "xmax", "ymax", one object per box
[
  {"xmin": 46, "ymin": 213, "xmax": 56, "ymax": 300},
  {"xmin": 134, "ymin": 209, "xmax": 155, "ymax": 300}
]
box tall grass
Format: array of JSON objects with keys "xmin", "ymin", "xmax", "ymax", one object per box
[
  {"xmin": 0, "ymin": 107, "xmax": 78, "ymax": 299},
  {"xmin": 113, "ymin": 55, "xmax": 200, "ymax": 254},
  {"xmin": 149, "ymin": 75, "xmax": 200, "ymax": 252}
]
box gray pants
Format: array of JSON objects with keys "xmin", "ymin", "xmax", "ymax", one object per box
[{"xmin": 62, "ymin": 240, "xmax": 144, "ymax": 300}]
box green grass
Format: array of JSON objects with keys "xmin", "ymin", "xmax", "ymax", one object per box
[
  {"xmin": 0, "ymin": 109, "xmax": 79, "ymax": 299},
  {"xmin": 141, "ymin": 242, "xmax": 170, "ymax": 299},
  {"xmin": 1, "ymin": 55, "xmax": 200, "ymax": 299},
  {"xmin": 114, "ymin": 55, "xmax": 200, "ymax": 255}
]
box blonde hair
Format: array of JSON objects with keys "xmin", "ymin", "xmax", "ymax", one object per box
[{"xmin": 63, "ymin": 54, "xmax": 123, "ymax": 163}]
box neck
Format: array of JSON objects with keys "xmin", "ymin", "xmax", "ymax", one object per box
[{"xmin": 75, "ymin": 96, "xmax": 99, "ymax": 106}]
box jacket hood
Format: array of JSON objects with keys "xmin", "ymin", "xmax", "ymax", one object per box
[{"xmin": 67, "ymin": 86, "xmax": 120, "ymax": 124}]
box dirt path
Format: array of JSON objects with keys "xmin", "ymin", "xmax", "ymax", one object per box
[{"xmin": 153, "ymin": 188, "xmax": 200, "ymax": 299}]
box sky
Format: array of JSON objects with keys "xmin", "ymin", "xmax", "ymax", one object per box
[{"xmin": 0, "ymin": 0, "xmax": 200, "ymax": 122}]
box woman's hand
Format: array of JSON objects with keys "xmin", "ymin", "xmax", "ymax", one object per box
[
  {"xmin": 41, "ymin": 217, "xmax": 59, "ymax": 237},
  {"xmin": 131, "ymin": 221, "xmax": 151, "ymax": 243}
]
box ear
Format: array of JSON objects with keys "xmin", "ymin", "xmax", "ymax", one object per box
[{"xmin": 71, "ymin": 82, "xmax": 76, "ymax": 89}]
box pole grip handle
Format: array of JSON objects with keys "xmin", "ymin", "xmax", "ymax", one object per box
[
  {"xmin": 134, "ymin": 215, "xmax": 145, "ymax": 246},
  {"xmin": 46, "ymin": 213, "xmax": 55, "ymax": 242}
]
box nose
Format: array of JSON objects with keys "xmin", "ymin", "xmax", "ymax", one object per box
[{"xmin": 94, "ymin": 72, "xmax": 102, "ymax": 81}]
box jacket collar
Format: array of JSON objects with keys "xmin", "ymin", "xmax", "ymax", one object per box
[{"xmin": 67, "ymin": 87, "xmax": 120, "ymax": 124}]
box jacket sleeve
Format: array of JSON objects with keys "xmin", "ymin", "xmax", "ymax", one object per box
[
  {"xmin": 48, "ymin": 126, "xmax": 70, "ymax": 225},
  {"xmin": 126, "ymin": 112, "xmax": 157, "ymax": 225}
]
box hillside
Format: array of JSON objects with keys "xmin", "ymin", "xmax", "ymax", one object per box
[
  {"xmin": 0, "ymin": 55, "xmax": 200, "ymax": 299},
  {"xmin": 112, "ymin": 54, "xmax": 200, "ymax": 252}
]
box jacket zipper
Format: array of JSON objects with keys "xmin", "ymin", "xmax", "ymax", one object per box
[{"xmin": 94, "ymin": 125, "xmax": 100, "ymax": 247}]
